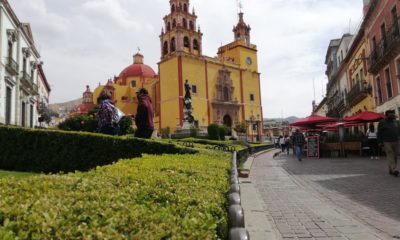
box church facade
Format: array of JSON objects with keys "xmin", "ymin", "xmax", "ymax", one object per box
[
  {"xmin": 158, "ymin": 0, "xmax": 263, "ymax": 136},
  {"xmin": 93, "ymin": 0, "xmax": 263, "ymax": 138}
]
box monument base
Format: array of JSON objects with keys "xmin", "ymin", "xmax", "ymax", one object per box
[{"xmin": 171, "ymin": 122, "xmax": 207, "ymax": 139}]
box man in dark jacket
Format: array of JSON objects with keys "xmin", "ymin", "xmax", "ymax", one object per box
[
  {"xmin": 378, "ymin": 110, "xmax": 400, "ymax": 177},
  {"xmin": 134, "ymin": 88, "xmax": 154, "ymax": 139},
  {"xmin": 292, "ymin": 129, "xmax": 306, "ymax": 162}
]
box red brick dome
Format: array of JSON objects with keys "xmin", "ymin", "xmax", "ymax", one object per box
[{"xmin": 118, "ymin": 53, "xmax": 156, "ymax": 80}]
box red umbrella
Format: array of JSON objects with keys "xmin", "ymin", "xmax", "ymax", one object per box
[
  {"xmin": 318, "ymin": 122, "xmax": 363, "ymax": 131},
  {"xmin": 289, "ymin": 115, "xmax": 337, "ymax": 128},
  {"xmin": 343, "ymin": 111, "xmax": 384, "ymax": 123}
]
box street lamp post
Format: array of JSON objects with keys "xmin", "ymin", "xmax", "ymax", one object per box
[{"xmin": 250, "ymin": 115, "xmax": 255, "ymax": 143}]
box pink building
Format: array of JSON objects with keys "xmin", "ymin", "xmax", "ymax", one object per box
[{"xmin": 365, "ymin": 0, "xmax": 400, "ymax": 113}]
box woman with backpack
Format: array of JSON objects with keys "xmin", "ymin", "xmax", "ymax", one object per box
[{"xmin": 96, "ymin": 92, "xmax": 120, "ymax": 136}]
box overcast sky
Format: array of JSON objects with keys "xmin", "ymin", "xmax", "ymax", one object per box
[{"xmin": 11, "ymin": 0, "xmax": 363, "ymax": 118}]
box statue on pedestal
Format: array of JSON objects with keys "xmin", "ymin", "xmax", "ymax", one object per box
[{"xmin": 183, "ymin": 80, "xmax": 195, "ymax": 126}]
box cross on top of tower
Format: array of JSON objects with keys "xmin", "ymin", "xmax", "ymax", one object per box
[{"xmin": 237, "ymin": 0, "xmax": 243, "ymax": 13}]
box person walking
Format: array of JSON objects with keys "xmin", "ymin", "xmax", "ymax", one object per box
[
  {"xmin": 97, "ymin": 92, "xmax": 120, "ymax": 136},
  {"xmin": 366, "ymin": 123, "xmax": 379, "ymax": 160},
  {"xmin": 292, "ymin": 129, "xmax": 306, "ymax": 162},
  {"xmin": 285, "ymin": 135, "xmax": 291, "ymax": 155},
  {"xmin": 134, "ymin": 88, "xmax": 154, "ymax": 139},
  {"xmin": 279, "ymin": 135, "xmax": 286, "ymax": 153},
  {"xmin": 378, "ymin": 110, "xmax": 400, "ymax": 177}
]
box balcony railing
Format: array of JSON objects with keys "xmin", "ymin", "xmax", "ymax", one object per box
[
  {"xmin": 347, "ymin": 81, "xmax": 371, "ymax": 107},
  {"xmin": 19, "ymin": 70, "xmax": 39, "ymax": 95},
  {"xmin": 5, "ymin": 57, "xmax": 19, "ymax": 76},
  {"xmin": 20, "ymin": 71, "xmax": 32, "ymax": 89},
  {"xmin": 327, "ymin": 92, "xmax": 346, "ymax": 118},
  {"xmin": 368, "ymin": 19, "xmax": 400, "ymax": 74},
  {"xmin": 30, "ymin": 83, "xmax": 39, "ymax": 96}
]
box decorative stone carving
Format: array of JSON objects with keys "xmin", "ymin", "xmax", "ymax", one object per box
[
  {"xmin": 6, "ymin": 29, "xmax": 17, "ymax": 42},
  {"xmin": 212, "ymin": 66, "xmax": 241, "ymax": 127}
]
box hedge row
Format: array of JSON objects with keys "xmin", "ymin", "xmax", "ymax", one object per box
[
  {"xmin": 178, "ymin": 138, "xmax": 249, "ymax": 150},
  {"xmin": 0, "ymin": 153, "xmax": 230, "ymax": 239},
  {"xmin": 0, "ymin": 126, "xmax": 195, "ymax": 173}
]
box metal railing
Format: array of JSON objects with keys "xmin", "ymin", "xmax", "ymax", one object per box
[
  {"xmin": 368, "ymin": 19, "xmax": 400, "ymax": 74},
  {"xmin": 31, "ymin": 83, "xmax": 39, "ymax": 96},
  {"xmin": 20, "ymin": 70, "xmax": 32, "ymax": 89},
  {"xmin": 346, "ymin": 81, "xmax": 370, "ymax": 107}
]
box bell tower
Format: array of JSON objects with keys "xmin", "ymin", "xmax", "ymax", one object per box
[
  {"xmin": 160, "ymin": 0, "xmax": 203, "ymax": 59},
  {"xmin": 233, "ymin": 12, "xmax": 251, "ymax": 47}
]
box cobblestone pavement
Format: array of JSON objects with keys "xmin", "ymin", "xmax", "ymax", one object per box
[{"xmin": 247, "ymin": 150, "xmax": 400, "ymax": 240}]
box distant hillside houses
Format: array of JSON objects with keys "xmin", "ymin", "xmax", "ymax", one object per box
[{"xmin": 263, "ymin": 117, "xmax": 298, "ymax": 138}]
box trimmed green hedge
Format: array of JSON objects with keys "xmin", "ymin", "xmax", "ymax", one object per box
[
  {"xmin": 0, "ymin": 126, "xmax": 195, "ymax": 173},
  {"xmin": 0, "ymin": 153, "xmax": 230, "ymax": 239}
]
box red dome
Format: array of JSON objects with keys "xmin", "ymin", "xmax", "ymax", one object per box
[{"xmin": 118, "ymin": 64, "xmax": 156, "ymax": 79}]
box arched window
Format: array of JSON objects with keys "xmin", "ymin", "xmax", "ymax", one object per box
[
  {"xmin": 172, "ymin": 19, "xmax": 176, "ymax": 28},
  {"xmin": 167, "ymin": 22, "xmax": 171, "ymax": 31},
  {"xmin": 163, "ymin": 41, "xmax": 169, "ymax": 55},
  {"xmin": 193, "ymin": 39, "xmax": 199, "ymax": 50},
  {"xmin": 171, "ymin": 4, "xmax": 175, "ymax": 12},
  {"xmin": 189, "ymin": 21, "xmax": 194, "ymax": 30},
  {"xmin": 223, "ymin": 87, "xmax": 229, "ymax": 101},
  {"xmin": 184, "ymin": 36, "xmax": 190, "ymax": 48},
  {"xmin": 184, "ymin": 4, "xmax": 188, "ymax": 12},
  {"xmin": 183, "ymin": 19, "xmax": 187, "ymax": 29},
  {"xmin": 171, "ymin": 38, "xmax": 176, "ymax": 52}
]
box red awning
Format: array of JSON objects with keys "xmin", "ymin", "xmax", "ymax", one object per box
[
  {"xmin": 318, "ymin": 122, "xmax": 364, "ymax": 131},
  {"xmin": 289, "ymin": 115, "xmax": 337, "ymax": 128},
  {"xmin": 343, "ymin": 111, "xmax": 384, "ymax": 123}
]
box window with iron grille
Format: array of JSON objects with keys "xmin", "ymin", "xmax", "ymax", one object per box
[
  {"xmin": 385, "ymin": 68, "xmax": 393, "ymax": 99},
  {"xmin": 377, "ymin": 77, "xmax": 383, "ymax": 104}
]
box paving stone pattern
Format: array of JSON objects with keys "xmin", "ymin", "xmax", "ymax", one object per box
[{"xmin": 249, "ymin": 150, "xmax": 400, "ymax": 240}]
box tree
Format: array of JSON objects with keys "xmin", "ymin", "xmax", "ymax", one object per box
[
  {"xmin": 118, "ymin": 116, "xmax": 135, "ymax": 135},
  {"xmin": 58, "ymin": 115, "xmax": 98, "ymax": 132},
  {"xmin": 38, "ymin": 102, "xmax": 54, "ymax": 125},
  {"xmin": 208, "ymin": 124, "xmax": 220, "ymax": 140},
  {"xmin": 234, "ymin": 122, "xmax": 248, "ymax": 134}
]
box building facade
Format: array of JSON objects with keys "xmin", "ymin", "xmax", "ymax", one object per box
[
  {"xmin": 346, "ymin": 21, "xmax": 375, "ymax": 115},
  {"xmin": 158, "ymin": 0, "xmax": 263, "ymax": 137},
  {"xmin": 91, "ymin": 0, "xmax": 263, "ymax": 138},
  {"xmin": 263, "ymin": 119, "xmax": 291, "ymax": 139},
  {"xmin": 312, "ymin": 97, "xmax": 328, "ymax": 116},
  {"xmin": 92, "ymin": 53, "xmax": 159, "ymax": 122},
  {"xmin": 0, "ymin": 0, "xmax": 50, "ymax": 127},
  {"xmin": 365, "ymin": 0, "xmax": 400, "ymax": 114},
  {"xmin": 325, "ymin": 34, "xmax": 353, "ymax": 118},
  {"xmin": 71, "ymin": 86, "xmax": 95, "ymax": 116}
]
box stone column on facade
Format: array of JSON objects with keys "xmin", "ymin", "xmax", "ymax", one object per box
[{"xmin": 14, "ymin": 30, "xmax": 21, "ymax": 126}]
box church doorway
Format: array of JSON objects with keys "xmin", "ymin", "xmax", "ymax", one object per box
[{"xmin": 223, "ymin": 114, "xmax": 232, "ymax": 136}]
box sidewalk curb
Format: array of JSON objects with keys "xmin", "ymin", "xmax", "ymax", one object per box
[
  {"xmin": 239, "ymin": 150, "xmax": 280, "ymax": 240},
  {"xmin": 242, "ymin": 149, "xmax": 277, "ymax": 171}
]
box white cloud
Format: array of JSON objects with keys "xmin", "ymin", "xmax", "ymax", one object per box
[{"xmin": 11, "ymin": 0, "xmax": 363, "ymax": 118}]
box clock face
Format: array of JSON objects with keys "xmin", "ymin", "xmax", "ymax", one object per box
[{"xmin": 246, "ymin": 57, "xmax": 252, "ymax": 65}]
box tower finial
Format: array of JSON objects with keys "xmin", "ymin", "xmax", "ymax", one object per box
[{"xmin": 236, "ymin": 0, "xmax": 243, "ymax": 14}]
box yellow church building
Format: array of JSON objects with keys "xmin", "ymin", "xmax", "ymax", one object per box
[{"xmin": 92, "ymin": 0, "xmax": 263, "ymax": 139}]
